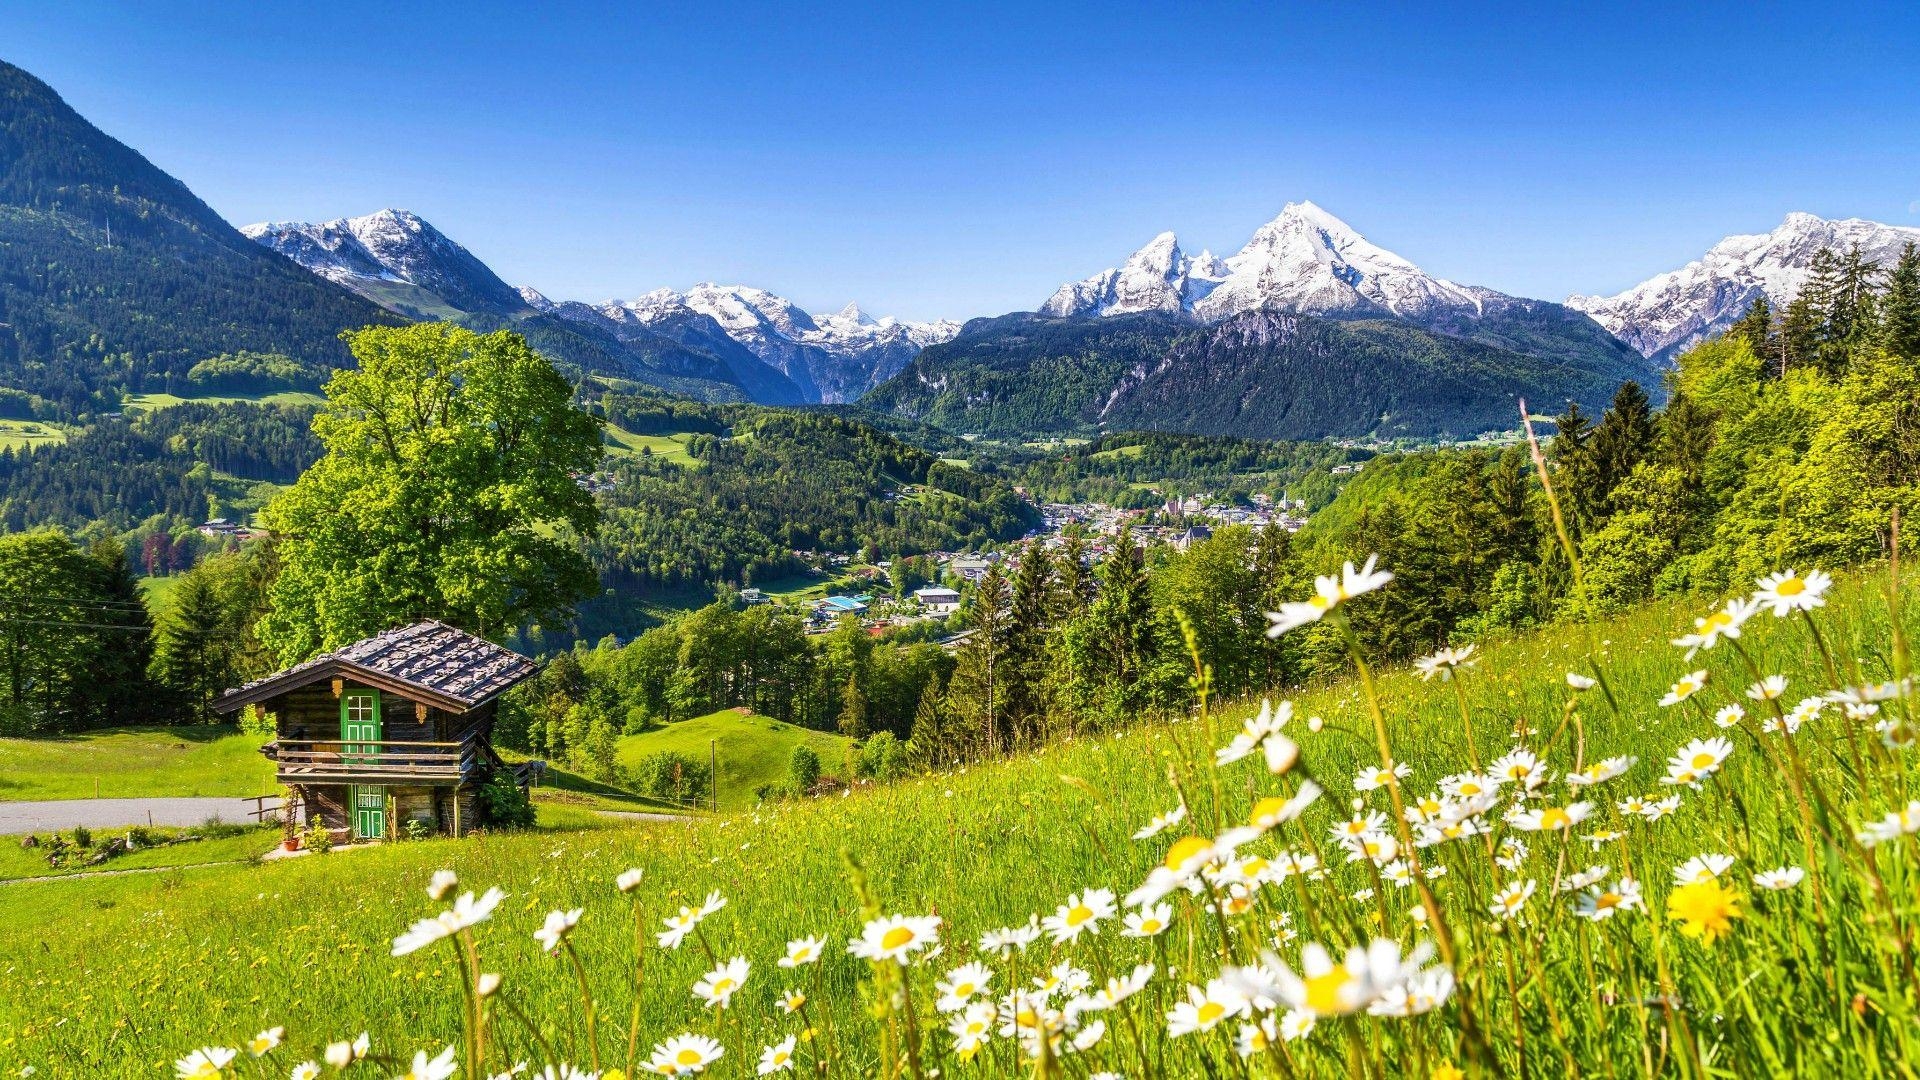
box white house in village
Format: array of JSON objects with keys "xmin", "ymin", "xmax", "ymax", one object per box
[{"xmin": 913, "ymin": 586, "xmax": 961, "ymax": 614}]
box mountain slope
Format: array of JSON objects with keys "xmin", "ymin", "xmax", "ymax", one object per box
[
  {"xmin": 1038, "ymin": 201, "xmax": 1648, "ymax": 393},
  {"xmin": 865, "ymin": 309, "xmax": 1636, "ymax": 440},
  {"xmin": 246, "ymin": 206, "xmax": 954, "ymax": 406},
  {"xmin": 555, "ymin": 285, "xmax": 961, "ymax": 404},
  {"xmin": 246, "ymin": 211, "xmax": 798, "ymax": 403},
  {"xmin": 0, "ymin": 60, "xmax": 394, "ymax": 413},
  {"xmin": 1568, "ymin": 212, "xmax": 1920, "ymax": 360},
  {"xmin": 243, "ymin": 209, "xmax": 530, "ymax": 319}
]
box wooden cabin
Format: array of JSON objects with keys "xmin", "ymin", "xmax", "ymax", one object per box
[{"xmin": 214, "ymin": 621, "xmax": 538, "ymax": 841}]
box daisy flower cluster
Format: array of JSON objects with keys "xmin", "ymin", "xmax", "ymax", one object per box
[{"xmin": 153, "ymin": 560, "xmax": 1920, "ymax": 1079}]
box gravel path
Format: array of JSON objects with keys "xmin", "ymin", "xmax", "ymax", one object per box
[{"xmin": 0, "ymin": 797, "xmax": 270, "ymax": 835}]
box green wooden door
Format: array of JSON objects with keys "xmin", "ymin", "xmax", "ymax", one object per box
[
  {"xmin": 341, "ymin": 691, "xmax": 384, "ymax": 838},
  {"xmin": 352, "ymin": 785, "xmax": 386, "ymax": 839}
]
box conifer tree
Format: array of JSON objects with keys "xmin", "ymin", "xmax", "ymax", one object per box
[
  {"xmin": 1056, "ymin": 528, "xmax": 1095, "ymax": 616},
  {"xmin": 905, "ymin": 682, "xmax": 948, "ymax": 769},
  {"xmin": 945, "ymin": 562, "xmax": 1010, "ymax": 755},
  {"xmin": 1590, "ymin": 381, "xmax": 1655, "ymax": 512},
  {"xmin": 1549, "ymin": 402, "xmax": 1601, "ymax": 530},
  {"xmin": 1730, "ymin": 295, "xmax": 1773, "ymax": 356},
  {"xmin": 1002, "ymin": 543, "xmax": 1057, "ymax": 743},
  {"xmin": 1779, "ymin": 293, "xmax": 1821, "ymax": 376},
  {"xmin": 1880, "ymin": 242, "xmax": 1920, "ymax": 359},
  {"xmin": 836, "ymin": 674, "xmax": 869, "ymax": 739}
]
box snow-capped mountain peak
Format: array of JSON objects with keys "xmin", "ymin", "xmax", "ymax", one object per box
[
  {"xmin": 1194, "ymin": 201, "xmax": 1481, "ymax": 321},
  {"xmin": 1041, "ymin": 230, "xmax": 1225, "ymax": 318},
  {"xmin": 243, "ymin": 208, "xmax": 527, "ymax": 316},
  {"xmin": 1568, "ymin": 211, "xmax": 1920, "ymax": 359},
  {"xmin": 828, "ymin": 301, "xmax": 877, "ymax": 327},
  {"xmin": 1043, "ymin": 201, "xmax": 1484, "ymax": 323},
  {"xmin": 549, "ymin": 282, "xmax": 959, "ymax": 403}
]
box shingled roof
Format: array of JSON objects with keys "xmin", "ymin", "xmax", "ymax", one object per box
[{"xmin": 214, "ymin": 621, "xmax": 538, "ymax": 713}]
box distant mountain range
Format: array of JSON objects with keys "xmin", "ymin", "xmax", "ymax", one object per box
[
  {"xmin": 1568, "ymin": 212, "xmax": 1920, "ymax": 361},
  {"xmin": 865, "ymin": 306, "xmax": 1652, "ymax": 442},
  {"xmin": 248, "ymin": 212, "xmax": 957, "ymax": 405},
  {"xmin": 2, "ymin": 55, "xmax": 1914, "ymax": 438},
  {"xmin": 900, "ymin": 201, "xmax": 1660, "ymax": 439},
  {"xmin": 1044, "ymin": 201, "xmax": 1501, "ymax": 324}
]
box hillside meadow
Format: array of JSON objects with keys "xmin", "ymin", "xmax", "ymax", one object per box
[
  {"xmin": 2, "ymin": 568, "xmax": 1917, "ymax": 1077},
  {"xmin": 616, "ymin": 708, "xmax": 855, "ymax": 810},
  {"xmin": 0, "ymin": 726, "xmax": 274, "ymax": 801}
]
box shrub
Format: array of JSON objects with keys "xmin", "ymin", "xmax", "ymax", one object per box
[
  {"xmin": 788, "ymin": 744, "xmax": 822, "ymax": 793},
  {"xmin": 301, "ymin": 818, "xmax": 332, "ymax": 855},
  {"xmin": 190, "ymin": 820, "xmax": 253, "ymax": 840},
  {"xmin": 475, "ymin": 772, "xmax": 536, "ymax": 830},
  {"xmin": 70, "ymin": 825, "xmax": 92, "ymax": 849},
  {"xmin": 856, "ymin": 731, "xmax": 906, "ymax": 782},
  {"xmin": 630, "ymin": 751, "xmax": 712, "ymax": 806}
]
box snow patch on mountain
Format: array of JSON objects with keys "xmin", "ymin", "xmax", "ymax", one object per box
[
  {"xmin": 1567, "ymin": 212, "xmax": 1920, "ymax": 359},
  {"xmin": 1043, "ymin": 231, "xmax": 1225, "ymax": 317},
  {"xmin": 243, "ymin": 208, "xmax": 527, "ymax": 316},
  {"xmin": 1043, "ymin": 202, "xmax": 1486, "ymax": 323},
  {"xmin": 559, "ymin": 283, "xmax": 959, "ymax": 403}
]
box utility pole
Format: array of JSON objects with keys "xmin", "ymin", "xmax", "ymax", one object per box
[{"xmin": 710, "ymin": 739, "xmax": 718, "ymax": 812}]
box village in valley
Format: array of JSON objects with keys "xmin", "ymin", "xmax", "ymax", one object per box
[{"xmin": 755, "ymin": 485, "xmax": 1315, "ymax": 640}]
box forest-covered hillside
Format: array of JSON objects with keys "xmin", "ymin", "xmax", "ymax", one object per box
[
  {"xmin": 0, "ymin": 62, "xmax": 395, "ymax": 415},
  {"xmin": 864, "ymin": 308, "xmax": 1657, "ymax": 440}
]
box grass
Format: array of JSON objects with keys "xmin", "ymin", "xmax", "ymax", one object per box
[
  {"xmin": 138, "ymin": 574, "xmax": 185, "ymax": 618},
  {"xmin": 121, "ymin": 390, "xmax": 326, "ymax": 412},
  {"xmin": 0, "ymin": 824, "xmax": 279, "ymax": 882},
  {"xmin": 0, "ymin": 418, "xmax": 66, "ymax": 450},
  {"xmin": 4, "ymin": 573, "xmax": 1920, "ymax": 1076},
  {"xmin": 617, "ymin": 708, "xmax": 854, "ymax": 809},
  {"xmin": 0, "ymin": 725, "xmax": 276, "ymax": 802},
  {"xmin": 602, "ymin": 423, "xmax": 698, "ymax": 464}
]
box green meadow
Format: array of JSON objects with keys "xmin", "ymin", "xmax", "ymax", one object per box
[
  {"xmin": 0, "ymin": 726, "xmax": 276, "ymax": 802},
  {"xmin": 5, "ymin": 571, "xmax": 1917, "ymax": 1076},
  {"xmin": 617, "ymin": 708, "xmax": 855, "ymax": 809},
  {"xmin": 0, "ymin": 418, "xmax": 66, "ymax": 450},
  {"xmin": 120, "ymin": 390, "xmax": 327, "ymax": 412}
]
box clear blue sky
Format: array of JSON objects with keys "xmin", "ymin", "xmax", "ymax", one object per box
[{"xmin": 6, "ymin": 1, "xmax": 1918, "ymax": 321}]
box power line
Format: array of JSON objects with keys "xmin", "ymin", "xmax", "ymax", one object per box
[
  {"xmin": 0, "ymin": 616, "xmax": 152, "ymax": 632},
  {"xmin": 0, "ymin": 593, "xmax": 150, "ymax": 610}
]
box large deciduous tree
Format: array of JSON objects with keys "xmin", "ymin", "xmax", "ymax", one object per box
[{"xmin": 259, "ymin": 324, "xmax": 603, "ymax": 662}]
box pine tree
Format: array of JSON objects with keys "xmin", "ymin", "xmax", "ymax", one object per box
[
  {"xmin": 149, "ymin": 570, "xmax": 234, "ymax": 721},
  {"xmin": 1880, "ymin": 242, "xmax": 1920, "ymax": 359},
  {"xmin": 1778, "ymin": 294, "xmax": 1821, "ymax": 376},
  {"xmin": 1549, "ymin": 402, "xmax": 1600, "ymax": 530},
  {"xmin": 1590, "ymin": 381, "xmax": 1655, "ymax": 512},
  {"xmin": 905, "ymin": 682, "xmax": 948, "ymax": 769},
  {"xmin": 1059, "ymin": 527, "xmax": 1158, "ymax": 727},
  {"xmin": 945, "ymin": 562, "xmax": 1010, "ymax": 755},
  {"xmin": 1729, "ymin": 295, "xmax": 1773, "ymax": 357},
  {"xmin": 1056, "ymin": 528, "xmax": 1095, "ymax": 616},
  {"xmin": 1002, "ymin": 543, "xmax": 1057, "ymax": 743},
  {"xmin": 1655, "ymin": 390, "xmax": 1715, "ymax": 488},
  {"xmin": 836, "ymin": 674, "xmax": 869, "ymax": 739}
]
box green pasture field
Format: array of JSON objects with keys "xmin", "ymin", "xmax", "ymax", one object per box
[{"xmin": 4, "ymin": 573, "xmax": 1918, "ymax": 1076}]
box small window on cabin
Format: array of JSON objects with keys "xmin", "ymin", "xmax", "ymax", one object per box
[{"xmin": 347, "ymin": 695, "xmax": 376, "ymax": 723}]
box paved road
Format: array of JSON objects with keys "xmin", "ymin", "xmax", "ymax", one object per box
[
  {"xmin": 0, "ymin": 797, "xmax": 268, "ymax": 835},
  {"xmin": 591, "ymin": 810, "xmax": 690, "ymax": 824}
]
